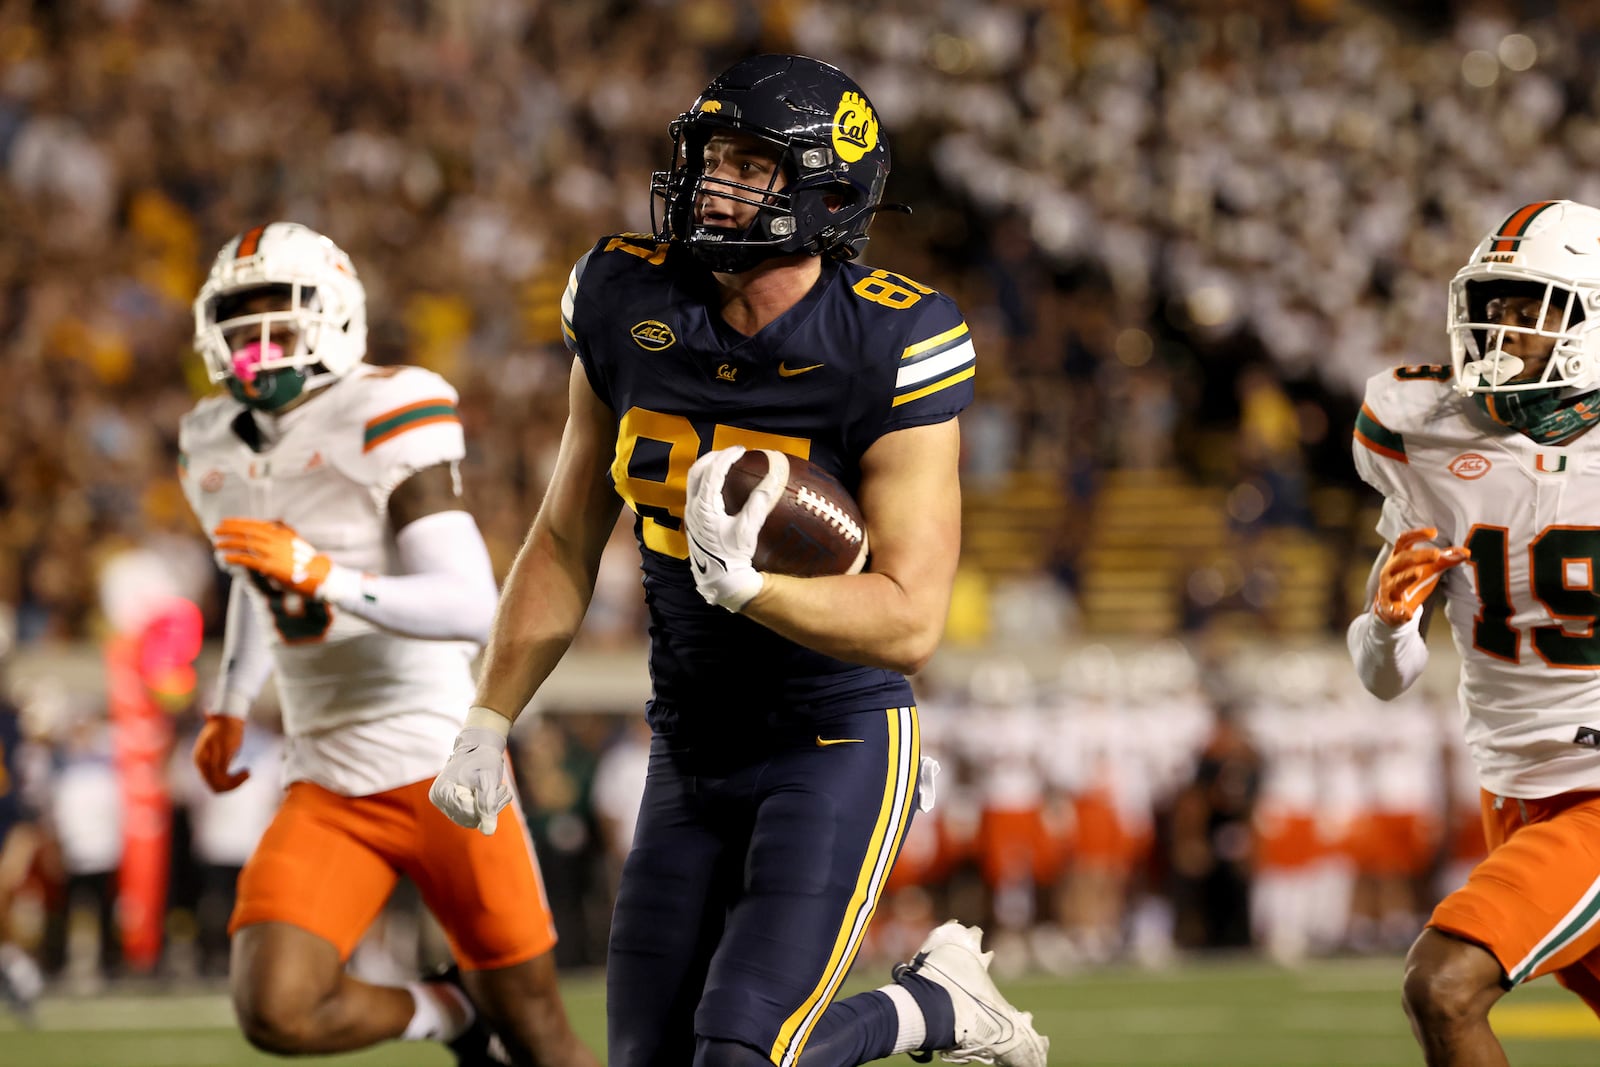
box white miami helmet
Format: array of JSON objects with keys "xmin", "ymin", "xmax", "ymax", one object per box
[
  {"xmin": 193, "ymin": 222, "xmax": 367, "ymax": 409},
  {"xmin": 1449, "ymin": 200, "xmax": 1600, "ymax": 400}
]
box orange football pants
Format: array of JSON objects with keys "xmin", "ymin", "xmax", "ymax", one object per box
[
  {"xmin": 1431, "ymin": 789, "xmax": 1600, "ymax": 1008},
  {"xmin": 231, "ymin": 776, "xmax": 556, "ymax": 970},
  {"xmin": 1351, "ymin": 811, "xmax": 1434, "ymax": 878},
  {"xmin": 977, "ymin": 808, "xmax": 1063, "ymax": 887},
  {"xmin": 1073, "ymin": 790, "xmax": 1130, "ymax": 875}
]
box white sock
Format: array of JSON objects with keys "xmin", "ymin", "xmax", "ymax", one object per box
[
  {"xmin": 878, "ymin": 982, "xmax": 927, "ymax": 1055},
  {"xmin": 0, "ymin": 943, "xmax": 41, "ymax": 1000},
  {"xmin": 403, "ymin": 980, "xmax": 474, "ymax": 1042}
]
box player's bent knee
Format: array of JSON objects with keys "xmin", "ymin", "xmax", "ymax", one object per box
[
  {"xmin": 694, "ymin": 1036, "xmax": 777, "ymax": 1067},
  {"xmin": 234, "ymin": 989, "xmax": 320, "ymax": 1054},
  {"xmin": 1402, "ymin": 928, "xmax": 1504, "ymax": 1029},
  {"xmin": 229, "ymin": 923, "xmax": 346, "ymax": 1052},
  {"xmin": 231, "ymin": 964, "xmax": 337, "ymax": 1052}
]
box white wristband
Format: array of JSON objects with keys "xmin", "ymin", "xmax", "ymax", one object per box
[
  {"xmin": 214, "ymin": 690, "xmax": 253, "ymax": 719},
  {"xmin": 318, "ymin": 563, "xmax": 367, "ymax": 609},
  {"xmin": 464, "ymin": 705, "xmax": 513, "ymax": 738}
]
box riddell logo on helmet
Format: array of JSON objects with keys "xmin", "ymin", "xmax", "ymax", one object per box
[
  {"xmin": 832, "ymin": 92, "xmax": 878, "ymax": 163},
  {"xmin": 1449, "ymin": 453, "xmax": 1491, "ymax": 479}
]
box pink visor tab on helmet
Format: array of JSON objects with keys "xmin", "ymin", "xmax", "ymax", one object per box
[{"xmin": 230, "ymin": 341, "xmax": 284, "ymax": 384}]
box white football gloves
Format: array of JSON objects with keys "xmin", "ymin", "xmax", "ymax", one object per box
[
  {"xmin": 429, "ymin": 708, "xmax": 514, "ymax": 836},
  {"xmin": 683, "ymin": 445, "xmax": 784, "ymax": 612}
]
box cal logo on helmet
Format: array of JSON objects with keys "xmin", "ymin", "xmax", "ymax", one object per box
[
  {"xmin": 631, "ymin": 319, "xmax": 676, "ymax": 351},
  {"xmin": 832, "ymin": 91, "xmax": 878, "ymax": 163}
]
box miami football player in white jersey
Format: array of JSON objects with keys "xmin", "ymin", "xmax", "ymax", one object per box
[
  {"xmin": 177, "ymin": 222, "xmax": 598, "ymax": 1067},
  {"xmin": 1349, "ymin": 200, "xmax": 1600, "ymax": 1065}
]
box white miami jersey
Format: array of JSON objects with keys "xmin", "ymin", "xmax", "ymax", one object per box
[
  {"xmin": 179, "ymin": 364, "xmax": 475, "ymax": 795},
  {"xmin": 1355, "ymin": 363, "xmax": 1600, "ymax": 798}
]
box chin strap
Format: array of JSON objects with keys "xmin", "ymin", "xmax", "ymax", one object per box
[{"xmin": 1473, "ymin": 388, "xmax": 1600, "ymax": 444}]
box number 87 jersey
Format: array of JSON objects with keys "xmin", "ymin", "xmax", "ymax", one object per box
[
  {"xmin": 1354, "ymin": 363, "xmax": 1600, "ymax": 797},
  {"xmin": 562, "ymin": 233, "xmax": 975, "ymax": 724}
]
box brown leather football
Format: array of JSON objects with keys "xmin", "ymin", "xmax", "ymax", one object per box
[{"xmin": 721, "ymin": 450, "xmax": 869, "ymax": 577}]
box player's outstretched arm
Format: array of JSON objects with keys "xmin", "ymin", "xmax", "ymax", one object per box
[
  {"xmin": 1348, "ymin": 526, "xmax": 1469, "ymax": 699},
  {"xmin": 194, "ymin": 580, "xmax": 273, "ymax": 793},
  {"xmin": 431, "ymin": 361, "xmax": 622, "ymax": 833},
  {"xmin": 739, "ymin": 419, "xmax": 961, "ymax": 676}
]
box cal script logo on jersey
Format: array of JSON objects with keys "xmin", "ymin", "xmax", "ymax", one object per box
[
  {"xmin": 832, "ymin": 92, "xmax": 877, "ymax": 163},
  {"xmin": 1449, "ymin": 453, "xmax": 1491, "ymax": 480},
  {"xmin": 631, "ymin": 320, "xmax": 676, "ymax": 351}
]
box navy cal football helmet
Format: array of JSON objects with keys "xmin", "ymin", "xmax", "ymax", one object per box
[{"xmin": 652, "ymin": 54, "xmax": 893, "ymax": 273}]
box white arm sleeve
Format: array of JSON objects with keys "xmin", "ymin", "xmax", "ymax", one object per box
[
  {"xmin": 213, "ymin": 579, "xmax": 274, "ymax": 718},
  {"xmin": 319, "ymin": 509, "xmax": 498, "ymax": 644},
  {"xmin": 1346, "ymin": 609, "xmax": 1430, "ymax": 701}
]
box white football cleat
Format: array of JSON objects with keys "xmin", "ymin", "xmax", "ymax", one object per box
[{"xmin": 894, "ymin": 920, "xmax": 1050, "ymax": 1067}]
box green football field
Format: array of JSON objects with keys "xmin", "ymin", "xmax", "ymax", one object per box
[{"xmin": 4, "ymin": 957, "xmax": 1599, "ymax": 1066}]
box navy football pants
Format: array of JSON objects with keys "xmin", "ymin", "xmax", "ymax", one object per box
[{"xmin": 605, "ymin": 704, "xmax": 921, "ymax": 1067}]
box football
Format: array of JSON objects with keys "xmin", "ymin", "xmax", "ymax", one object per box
[{"xmin": 721, "ymin": 449, "xmax": 869, "ymax": 577}]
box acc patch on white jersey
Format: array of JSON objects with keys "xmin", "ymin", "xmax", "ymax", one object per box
[
  {"xmin": 1354, "ymin": 363, "xmax": 1600, "ymax": 798},
  {"xmin": 178, "ymin": 364, "xmax": 475, "ymax": 795}
]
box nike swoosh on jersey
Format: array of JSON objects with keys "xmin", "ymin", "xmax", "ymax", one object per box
[
  {"xmin": 816, "ymin": 736, "xmax": 865, "ymax": 746},
  {"xmin": 778, "ymin": 362, "xmax": 824, "ymax": 377}
]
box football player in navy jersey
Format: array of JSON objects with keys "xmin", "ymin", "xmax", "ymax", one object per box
[
  {"xmin": 431, "ymin": 54, "xmax": 1047, "ymax": 1067},
  {"xmin": 0, "ymin": 685, "xmax": 43, "ymax": 1022}
]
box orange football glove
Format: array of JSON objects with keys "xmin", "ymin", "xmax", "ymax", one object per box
[
  {"xmin": 213, "ymin": 518, "xmax": 332, "ymax": 598},
  {"xmin": 193, "ymin": 714, "xmax": 250, "ymax": 793},
  {"xmin": 1374, "ymin": 526, "xmax": 1470, "ymax": 627}
]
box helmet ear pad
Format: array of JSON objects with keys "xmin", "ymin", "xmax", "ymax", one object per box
[{"xmin": 789, "ymin": 177, "xmax": 870, "ymax": 255}]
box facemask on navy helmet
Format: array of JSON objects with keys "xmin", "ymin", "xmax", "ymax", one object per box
[{"xmin": 651, "ymin": 54, "xmax": 894, "ymax": 274}]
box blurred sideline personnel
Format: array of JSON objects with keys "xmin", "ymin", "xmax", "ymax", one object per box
[
  {"xmin": 430, "ymin": 55, "xmax": 1048, "ymax": 1067},
  {"xmin": 177, "ymin": 222, "xmax": 597, "ymax": 1067},
  {"xmin": 1350, "ymin": 199, "xmax": 1600, "ymax": 1065}
]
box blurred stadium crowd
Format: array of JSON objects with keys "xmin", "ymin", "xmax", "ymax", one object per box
[{"xmin": 0, "ymin": 0, "xmax": 1590, "ymax": 995}]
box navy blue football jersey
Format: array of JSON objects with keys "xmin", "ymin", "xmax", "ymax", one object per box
[
  {"xmin": 563, "ymin": 234, "xmax": 974, "ymax": 738},
  {"xmin": 0, "ymin": 704, "xmax": 25, "ymax": 838}
]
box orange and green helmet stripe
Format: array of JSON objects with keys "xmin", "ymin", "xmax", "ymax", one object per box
[
  {"xmin": 1490, "ymin": 201, "xmax": 1558, "ymax": 253},
  {"xmin": 1355, "ymin": 404, "xmax": 1406, "ymax": 463}
]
